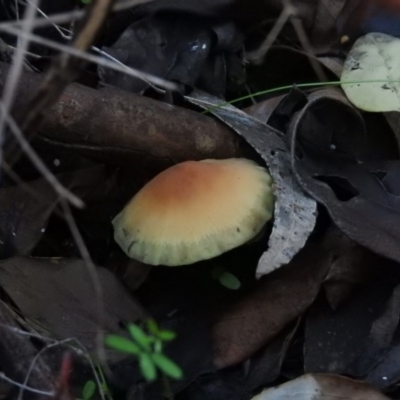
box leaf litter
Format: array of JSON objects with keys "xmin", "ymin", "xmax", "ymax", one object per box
[{"xmin": 2, "ymin": 0, "xmax": 400, "ymax": 399}]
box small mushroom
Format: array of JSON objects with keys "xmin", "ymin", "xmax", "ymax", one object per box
[{"xmin": 112, "ymin": 158, "xmax": 274, "ymax": 266}]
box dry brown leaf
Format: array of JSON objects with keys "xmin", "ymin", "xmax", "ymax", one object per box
[
  {"xmin": 212, "ymin": 242, "xmax": 331, "ymax": 368},
  {"xmin": 252, "ymin": 374, "xmax": 390, "ymax": 400},
  {"xmin": 0, "ymin": 257, "xmax": 147, "ymax": 360}
]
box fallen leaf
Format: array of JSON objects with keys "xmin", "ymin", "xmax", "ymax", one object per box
[
  {"xmin": 251, "ymin": 374, "xmax": 390, "ymax": 400},
  {"xmin": 341, "ymin": 32, "xmax": 400, "ymax": 112},
  {"xmin": 179, "ymin": 322, "xmax": 299, "ymax": 400},
  {"xmin": 305, "ymin": 265, "xmax": 399, "ymax": 376},
  {"xmin": 322, "ymin": 226, "xmax": 382, "ymax": 309},
  {"xmin": 0, "ymin": 166, "xmax": 106, "ymax": 259},
  {"xmin": 367, "ymin": 343, "xmax": 400, "ymax": 388},
  {"xmin": 0, "ymin": 257, "xmax": 147, "ymax": 359},
  {"xmin": 186, "ymin": 90, "xmax": 317, "ymax": 278},
  {"xmin": 212, "ymin": 240, "xmax": 331, "ymax": 368},
  {"xmin": 99, "ymin": 13, "xmax": 243, "ymax": 97},
  {"xmin": 289, "ymin": 88, "xmax": 400, "ymax": 264}
]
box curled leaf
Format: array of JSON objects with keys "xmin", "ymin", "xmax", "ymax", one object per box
[
  {"xmin": 186, "ymin": 90, "xmax": 316, "ymax": 278},
  {"xmin": 341, "ymin": 32, "xmax": 400, "ymax": 112}
]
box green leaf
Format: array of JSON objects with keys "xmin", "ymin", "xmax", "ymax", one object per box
[
  {"xmin": 151, "ymin": 353, "xmax": 183, "ymax": 380},
  {"xmin": 82, "ymin": 380, "xmax": 96, "ymax": 400},
  {"xmin": 219, "ymin": 272, "xmax": 241, "ymax": 290},
  {"xmin": 128, "ymin": 324, "xmax": 152, "ymax": 350},
  {"xmin": 154, "ymin": 339, "xmax": 163, "ymax": 354},
  {"xmin": 105, "ymin": 335, "xmax": 141, "ymax": 355},
  {"xmin": 157, "ymin": 330, "xmax": 177, "ymax": 341},
  {"xmin": 139, "ymin": 353, "xmax": 157, "ymax": 381},
  {"xmin": 341, "ymin": 32, "xmax": 400, "ymax": 112},
  {"xmin": 146, "ymin": 318, "xmax": 160, "ymax": 336}
]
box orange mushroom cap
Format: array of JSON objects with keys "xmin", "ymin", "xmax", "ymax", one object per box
[{"xmin": 112, "ymin": 158, "xmax": 274, "ymax": 266}]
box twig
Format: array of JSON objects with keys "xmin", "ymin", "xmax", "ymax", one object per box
[
  {"xmin": 0, "ymin": 0, "xmax": 155, "ymax": 32},
  {"xmin": 17, "ymin": 338, "xmax": 101, "ymax": 400},
  {"xmin": 246, "ymin": 2, "xmax": 295, "ymax": 63},
  {"xmin": 289, "ymin": 14, "xmax": 327, "ymax": 82},
  {"xmin": 0, "ymin": 321, "xmax": 106, "ymax": 400},
  {"xmin": 0, "ymin": 0, "xmax": 38, "ymax": 169},
  {"xmin": 246, "ymin": 0, "xmax": 327, "ymax": 82},
  {"xmin": 19, "ymin": 0, "xmax": 169, "ymax": 92},
  {"xmin": 14, "ymin": 0, "xmax": 116, "ymax": 147},
  {"xmin": 0, "ymin": 300, "xmax": 56, "ymax": 398},
  {"xmin": 0, "ymin": 104, "xmax": 84, "ymax": 208},
  {"xmin": 59, "ymin": 199, "xmax": 109, "ymax": 377},
  {"xmin": 0, "ymin": 25, "xmax": 177, "ymax": 90},
  {"xmin": 0, "ymin": 372, "xmax": 55, "ymax": 397}
]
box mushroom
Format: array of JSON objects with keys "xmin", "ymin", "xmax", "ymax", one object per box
[{"xmin": 112, "ymin": 158, "xmax": 274, "ymax": 266}]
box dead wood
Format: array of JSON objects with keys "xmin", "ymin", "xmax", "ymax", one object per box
[{"xmin": 0, "ymin": 62, "xmax": 249, "ymax": 168}]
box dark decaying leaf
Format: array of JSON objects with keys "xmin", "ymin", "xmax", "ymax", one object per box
[
  {"xmin": 367, "ymin": 327, "xmax": 400, "ymax": 389},
  {"xmin": 180, "ymin": 322, "xmax": 299, "ymax": 400},
  {"xmin": 243, "ymin": 320, "xmax": 300, "ymax": 389},
  {"xmin": 99, "ymin": 13, "xmax": 243, "ymax": 97},
  {"xmin": 0, "ymin": 166, "xmax": 106, "ymax": 260},
  {"xmin": 186, "ymin": 90, "xmax": 316, "ymax": 278},
  {"xmin": 364, "ymin": 282, "xmax": 400, "ymax": 389},
  {"xmin": 252, "ymin": 374, "xmax": 390, "ymax": 400},
  {"xmin": 289, "ymin": 88, "xmax": 400, "ymax": 264},
  {"xmin": 246, "ymin": 46, "xmax": 339, "ymax": 99},
  {"xmin": 0, "ymin": 257, "xmax": 147, "ymax": 359},
  {"xmin": 385, "ymin": 111, "xmax": 400, "ymax": 153},
  {"xmin": 246, "ymin": 87, "xmax": 307, "ymax": 133},
  {"xmin": 321, "ymin": 226, "xmax": 384, "ymax": 309},
  {"xmin": 305, "ymin": 263, "xmax": 400, "ymax": 377},
  {"xmin": 212, "ymin": 240, "xmax": 331, "ymax": 368}
]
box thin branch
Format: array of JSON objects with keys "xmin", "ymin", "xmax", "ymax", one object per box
[
  {"xmin": 246, "ymin": 0, "xmax": 327, "ymax": 82},
  {"xmin": 0, "ymin": 25, "xmax": 177, "ymax": 90},
  {"xmin": 20, "ymin": 0, "xmax": 169, "ymax": 92},
  {"xmin": 0, "ymin": 0, "xmax": 154, "ymax": 31},
  {"xmin": 0, "ymin": 321, "xmax": 106, "ymax": 400},
  {"xmin": 289, "ymin": 15, "xmax": 327, "ymax": 82},
  {"xmin": 0, "ymin": 372, "xmax": 55, "ymax": 397},
  {"xmin": 0, "ymin": 0, "xmax": 38, "ymax": 168},
  {"xmin": 0, "ymin": 104, "xmax": 84, "ymax": 208},
  {"xmin": 246, "ymin": 2, "xmax": 295, "ymax": 63},
  {"xmin": 15, "ymin": 0, "xmax": 116, "ymax": 142},
  {"xmin": 59, "ymin": 199, "xmax": 109, "ymax": 376}
]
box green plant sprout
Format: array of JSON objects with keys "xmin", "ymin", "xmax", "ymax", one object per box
[
  {"xmin": 76, "ymin": 364, "xmax": 112, "ymax": 400},
  {"xmin": 77, "ymin": 380, "xmax": 96, "ymax": 400},
  {"xmin": 105, "ymin": 319, "xmax": 183, "ymax": 382},
  {"xmin": 211, "ymin": 265, "xmax": 241, "ymax": 290},
  {"xmin": 202, "ymin": 78, "xmax": 400, "ymax": 114}
]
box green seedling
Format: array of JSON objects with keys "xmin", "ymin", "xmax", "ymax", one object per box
[
  {"xmin": 211, "ymin": 265, "xmax": 241, "ymax": 290},
  {"xmin": 76, "ymin": 380, "xmax": 96, "ymax": 400},
  {"xmin": 105, "ymin": 319, "xmax": 182, "ymax": 382},
  {"xmin": 76, "ymin": 368, "xmax": 112, "ymax": 400}
]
